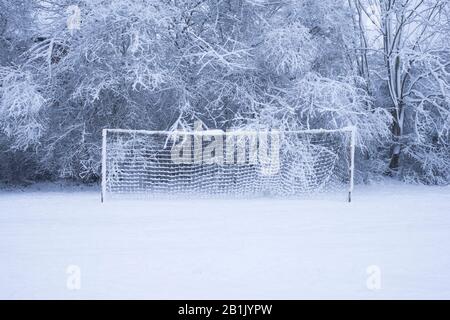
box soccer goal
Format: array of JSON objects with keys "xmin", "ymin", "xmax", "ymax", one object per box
[{"xmin": 101, "ymin": 127, "xmax": 356, "ymax": 202}]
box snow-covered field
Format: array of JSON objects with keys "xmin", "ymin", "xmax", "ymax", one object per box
[{"xmin": 1, "ymin": 182, "xmax": 449, "ymax": 299}]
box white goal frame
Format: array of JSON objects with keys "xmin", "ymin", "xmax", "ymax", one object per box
[{"xmin": 101, "ymin": 127, "xmax": 356, "ymax": 202}]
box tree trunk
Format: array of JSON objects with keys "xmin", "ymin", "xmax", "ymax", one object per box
[{"xmin": 388, "ymin": 106, "xmax": 403, "ymax": 174}]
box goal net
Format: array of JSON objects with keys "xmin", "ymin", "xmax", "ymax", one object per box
[{"xmin": 101, "ymin": 127, "xmax": 356, "ymax": 201}]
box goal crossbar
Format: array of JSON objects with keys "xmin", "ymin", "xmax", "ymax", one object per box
[{"xmin": 102, "ymin": 127, "xmax": 356, "ymax": 135}]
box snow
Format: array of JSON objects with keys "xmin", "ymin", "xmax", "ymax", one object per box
[{"xmin": 1, "ymin": 181, "xmax": 450, "ymax": 299}]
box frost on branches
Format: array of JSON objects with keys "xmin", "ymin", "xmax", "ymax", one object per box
[{"xmin": 0, "ymin": 0, "xmax": 448, "ymax": 185}]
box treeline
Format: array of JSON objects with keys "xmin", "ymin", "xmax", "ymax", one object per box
[{"xmin": 0, "ymin": 0, "xmax": 449, "ymax": 184}]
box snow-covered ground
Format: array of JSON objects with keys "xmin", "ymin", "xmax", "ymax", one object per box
[{"xmin": 1, "ymin": 181, "xmax": 449, "ymax": 299}]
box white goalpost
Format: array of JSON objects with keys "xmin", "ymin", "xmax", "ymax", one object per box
[{"xmin": 101, "ymin": 127, "xmax": 356, "ymax": 202}]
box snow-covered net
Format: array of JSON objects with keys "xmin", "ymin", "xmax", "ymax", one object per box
[{"xmin": 102, "ymin": 128, "xmax": 355, "ymax": 201}]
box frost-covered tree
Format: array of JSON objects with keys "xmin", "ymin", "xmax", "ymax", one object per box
[
  {"xmin": 0, "ymin": 0, "xmax": 448, "ymax": 184},
  {"xmin": 0, "ymin": 0, "xmax": 43, "ymax": 182},
  {"xmin": 243, "ymin": 1, "xmax": 392, "ymax": 181},
  {"xmin": 352, "ymin": 0, "xmax": 450, "ymax": 183}
]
